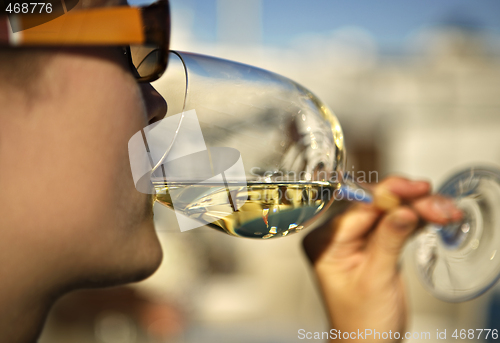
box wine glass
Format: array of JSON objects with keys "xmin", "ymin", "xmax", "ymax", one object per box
[
  {"xmin": 140, "ymin": 51, "xmax": 346, "ymax": 238},
  {"xmin": 129, "ymin": 51, "xmax": 500, "ymax": 302},
  {"xmin": 413, "ymin": 167, "xmax": 500, "ymax": 302}
]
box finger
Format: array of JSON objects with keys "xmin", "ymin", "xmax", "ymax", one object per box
[
  {"xmin": 372, "ymin": 177, "xmax": 431, "ymax": 211},
  {"xmin": 379, "ymin": 176, "xmax": 432, "ymax": 199},
  {"xmin": 368, "ymin": 206, "xmax": 419, "ymax": 275},
  {"xmin": 333, "ymin": 203, "xmax": 381, "ymax": 244},
  {"xmin": 373, "ymin": 187, "xmax": 401, "ymax": 211},
  {"xmin": 412, "ymin": 195, "xmax": 463, "ymax": 225},
  {"xmin": 303, "ymin": 203, "xmax": 379, "ymax": 264}
]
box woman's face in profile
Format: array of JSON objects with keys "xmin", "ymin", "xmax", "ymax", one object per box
[{"xmin": 0, "ymin": 46, "xmax": 167, "ymax": 287}]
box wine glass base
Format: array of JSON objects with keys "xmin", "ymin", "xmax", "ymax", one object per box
[{"xmin": 414, "ymin": 167, "xmax": 500, "ymax": 302}]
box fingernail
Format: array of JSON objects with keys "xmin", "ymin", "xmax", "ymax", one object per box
[
  {"xmin": 388, "ymin": 213, "xmax": 414, "ymax": 230},
  {"xmin": 374, "ymin": 187, "xmax": 400, "ymax": 211},
  {"xmin": 411, "ymin": 180, "xmax": 430, "ymax": 191},
  {"xmin": 433, "ymin": 197, "xmax": 459, "ymax": 220}
]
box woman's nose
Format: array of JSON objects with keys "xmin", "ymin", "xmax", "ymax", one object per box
[{"xmin": 140, "ymin": 83, "xmax": 167, "ymax": 125}]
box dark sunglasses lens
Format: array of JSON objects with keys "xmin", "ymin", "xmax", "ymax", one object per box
[{"xmin": 130, "ymin": 45, "xmax": 161, "ymax": 79}]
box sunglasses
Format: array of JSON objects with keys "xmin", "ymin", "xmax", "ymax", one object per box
[{"xmin": 0, "ymin": 0, "xmax": 170, "ymax": 82}]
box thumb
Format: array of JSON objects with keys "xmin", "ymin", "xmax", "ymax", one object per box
[{"xmin": 368, "ymin": 206, "xmax": 419, "ymax": 275}]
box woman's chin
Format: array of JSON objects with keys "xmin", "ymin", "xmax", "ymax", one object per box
[
  {"xmin": 126, "ymin": 224, "xmax": 164, "ymax": 283},
  {"xmin": 83, "ymin": 240, "xmax": 163, "ymax": 288},
  {"xmin": 130, "ymin": 238, "xmax": 164, "ymax": 283},
  {"xmin": 87, "ymin": 221, "xmax": 163, "ymax": 288}
]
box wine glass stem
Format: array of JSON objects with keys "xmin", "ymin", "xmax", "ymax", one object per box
[{"xmin": 338, "ymin": 174, "xmax": 374, "ymax": 203}]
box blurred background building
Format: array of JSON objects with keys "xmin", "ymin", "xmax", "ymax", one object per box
[{"xmin": 40, "ymin": 0, "xmax": 500, "ymax": 342}]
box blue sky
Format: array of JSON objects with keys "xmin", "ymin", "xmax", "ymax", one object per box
[{"xmin": 168, "ymin": 0, "xmax": 500, "ymax": 50}]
